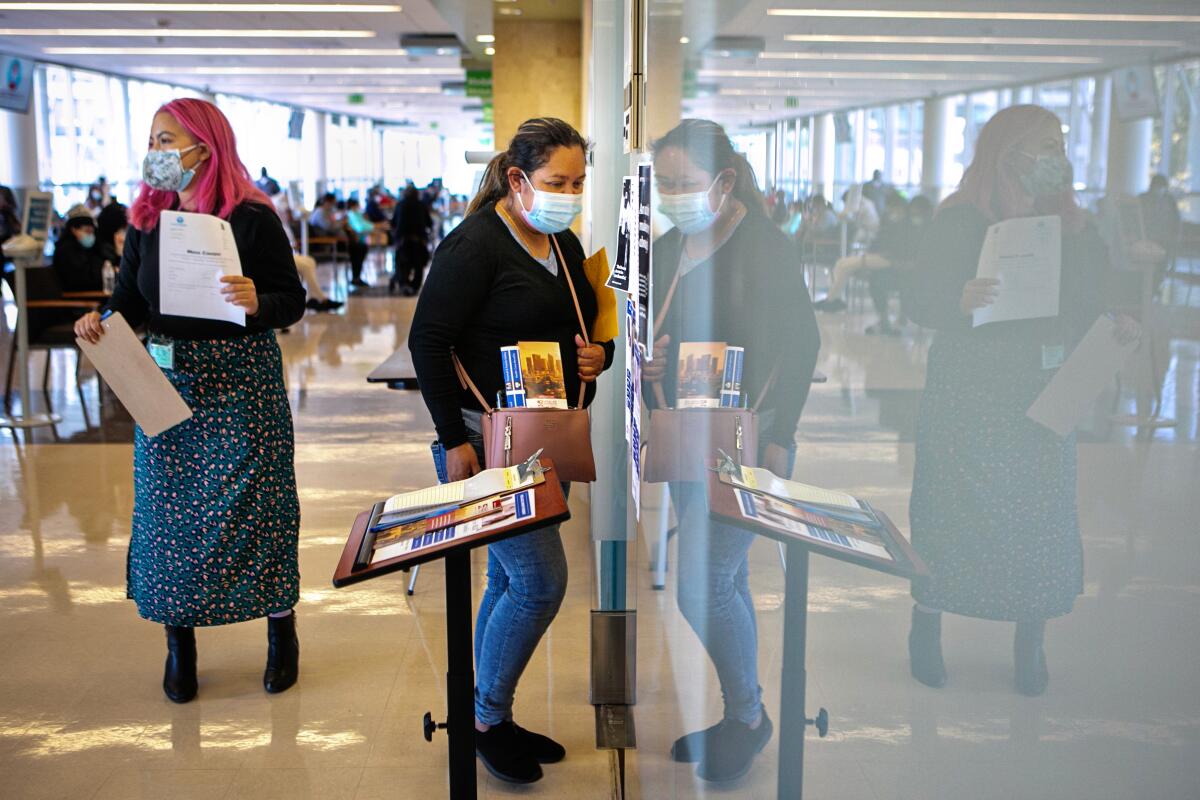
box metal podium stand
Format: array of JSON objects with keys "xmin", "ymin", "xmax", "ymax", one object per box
[
  {"xmin": 332, "ymin": 463, "xmax": 571, "ymax": 800},
  {"xmin": 706, "ymin": 468, "xmax": 928, "ymax": 799}
]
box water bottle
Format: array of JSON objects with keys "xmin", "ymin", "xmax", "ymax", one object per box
[{"xmin": 102, "ymin": 260, "xmax": 116, "ymax": 294}]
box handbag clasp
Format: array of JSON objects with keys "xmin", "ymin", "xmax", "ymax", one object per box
[{"xmin": 504, "ymin": 416, "xmax": 513, "ymax": 466}]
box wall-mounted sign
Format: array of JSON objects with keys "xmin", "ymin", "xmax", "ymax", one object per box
[
  {"xmin": 466, "ymin": 69, "xmax": 493, "ymax": 100},
  {"xmin": 0, "ymin": 54, "xmax": 33, "ymax": 113},
  {"xmin": 1112, "ymin": 64, "xmax": 1159, "ymax": 122}
]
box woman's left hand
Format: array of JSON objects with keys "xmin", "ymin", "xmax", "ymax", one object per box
[
  {"xmin": 220, "ymin": 275, "xmax": 259, "ymax": 316},
  {"xmin": 763, "ymin": 442, "xmax": 791, "ymax": 478},
  {"xmin": 576, "ymin": 334, "xmax": 605, "ymax": 383},
  {"xmin": 1112, "ymin": 313, "xmax": 1141, "ymax": 347}
]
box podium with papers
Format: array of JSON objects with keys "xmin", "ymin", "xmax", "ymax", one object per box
[
  {"xmin": 332, "ymin": 457, "xmax": 570, "ymax": 800},
  {"xmin": 707, "ymin": 457, "xmax": 927, "ymax": 800}
]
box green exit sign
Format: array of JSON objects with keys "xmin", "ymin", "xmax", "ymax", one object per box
[
  {"xmin": 785, "ymin": 97, "xmax": 799, "ymax": 109},
  {"xmin": 348, "ymin": 93, "xmax": 365, "ymax": 105}
]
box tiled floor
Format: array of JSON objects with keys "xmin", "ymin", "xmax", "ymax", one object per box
[{"xmin": 1, "ymin": 257, "xmax": 1198, "ymax": 799}]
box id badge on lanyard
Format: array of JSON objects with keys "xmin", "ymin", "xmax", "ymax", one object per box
[
  {"xmin": 1041, "ymin": 343, "xmax": 1065, "ymax": 370},
  {"xmin": 149, "ymin": 338, "xmax": 175, "ymax": 371}
]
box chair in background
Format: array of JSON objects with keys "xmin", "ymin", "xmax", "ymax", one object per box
[{"xmin": 2, "ymin": 266, "xmax": 102, "ymax": 427}]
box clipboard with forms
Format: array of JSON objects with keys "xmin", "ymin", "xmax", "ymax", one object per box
[{"xmin": 76, "ymin": 311, "xmax": 193, "ymax": 437}]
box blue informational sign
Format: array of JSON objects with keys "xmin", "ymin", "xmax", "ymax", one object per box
[{"xmin": 0, "ymin": 54, "xmax": 33, "ymax": 113}]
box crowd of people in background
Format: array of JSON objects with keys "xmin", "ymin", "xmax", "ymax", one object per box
[
  {"xmin": 763, "ymin": 165, "xmax": 1187, "ymax": 336},
  {"xmin": 1, "ymin": 168, "xmax": 471, "ymax": 316}
]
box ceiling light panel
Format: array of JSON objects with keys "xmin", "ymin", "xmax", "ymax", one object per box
[
  {"xmin": 698, "ymin": 68, "xmax": 1011, "ymax": 81},
  {"xmin": 0, "ymin": 28, "xmax": 378, "ymax": 37},
  {"xmin": 766, "ymin": 8, "xmax": 1200, "ymax": 23},
  {"xmin": 45, "ymin": 47, "xmax": 411, "ymax": 56},
  {"xmin": 0, "ymin": 2, "xmax": 402, "ymax": 11},
  {"xmin": 781, "ymin": 34, "xmax": 1185, "ymax": 48},
  {"xmin": 131, "ymin": 66, "xmax": 460, "ymax": 75},
  {"xmin": 753, "ymin": 52, "xmax": 1101, "ymax": 64}
]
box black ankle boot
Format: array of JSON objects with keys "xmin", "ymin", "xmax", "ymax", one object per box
[
  {"xmin": 264, "ymin": 611, "xmax": 299, "ymax": 694},
  {"xmin": 908, "ymin": 606, "xmax": 947, "ymax": 688},
  {"xmin": 163, "ymin": 625, "xmax": 197, "ymax": 704},
  {"xmin": 1014, "ymin": 621, "xmax": 1049, "ymax": 697}
]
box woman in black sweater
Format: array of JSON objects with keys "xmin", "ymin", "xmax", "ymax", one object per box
[
  {"xmin": 75, "ymin": 99, "xmax": 306, "ymax": 705},
  {"xmin": 409, "ymin": 118, "xmax": 614, "ymax": 785},
  {"xmin": 645, "ymin": 119, "xmax": 820, "ymax": 782}
]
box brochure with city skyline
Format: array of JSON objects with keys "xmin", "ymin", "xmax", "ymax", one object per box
[
  {"xmin": 517, "ymin": 341, "xmax": 569, "ymax": 408},
  {"xmin": 677, "ymin": 342, "xmax": 727, "ymax": 408}
]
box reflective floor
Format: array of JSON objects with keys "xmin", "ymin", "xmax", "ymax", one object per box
[{"xmin": 1, "ymin": 256, "xmax": 1198, "ymax": 799}]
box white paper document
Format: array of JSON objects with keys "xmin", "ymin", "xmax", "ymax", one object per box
[
  {"xmin": 382, "ymin": 465, "xmax": 540, "ymax": 515},
  {"xmin": 1026, "ymin": 315, "xmax": 1139, "ymax": 436},
  {"xmin": 158, "ymin": 210, "xmax": 245, "ymax": 325},
  {"xmin": 973, "ymin": 215, "xmax": 1061, "ymax": 328}
]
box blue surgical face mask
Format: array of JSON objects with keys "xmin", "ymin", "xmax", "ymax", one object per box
[
  {"xmin": 142, "ymin": 144, "xmax": 200, "ymax": 193},
  {"xmin": 79, "ymin": 232, "xmax": 96, "ymax": 249},
  {"xmin": 1017, "ymin": 151, "xmax": 1072, "ymax": 197},
  {"xmin": 658, "ymin": 176, "xmax": 726, "ymax": 236},
  {"xmin": 518, "ymin": 171, "xmax": 583, "ymax": 234}
]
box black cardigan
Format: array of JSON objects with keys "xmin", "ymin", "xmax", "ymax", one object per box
[
  {"xmin": 409, "ymin": 204, "xmax": 615, "ymax": 449},
  {"xmin": 650, "ymin": 212, "xmax": 821, "ymax": 449},
  {"xmin": 105, "ymin": 202, "xmax": 306, "ymax": 339},
  {"xmin": 52, "ymin": 237, "xmax": 106, "ymax": 292}
]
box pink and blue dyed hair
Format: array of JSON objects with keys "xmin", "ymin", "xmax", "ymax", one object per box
[{"xmin": 129, "ymin": 98, "xmax": 271, "ymax": 232}]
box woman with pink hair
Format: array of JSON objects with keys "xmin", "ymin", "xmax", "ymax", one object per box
[
  {"xmin": 905, "ymin": 105, "xmax": 1138, "ymax": 696},
  {"xmin": 75, "ymin": 98, "xmax": 306, "ymax": 703}
]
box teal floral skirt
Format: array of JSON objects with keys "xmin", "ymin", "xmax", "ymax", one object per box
[{"xmin": 127, "ymin": 332, "xmax": 301, "ymax": 626}]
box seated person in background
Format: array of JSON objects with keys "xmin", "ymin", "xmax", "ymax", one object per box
[
  {"xmin": 1138, "ymin": 175, "xmax": 1182, "ymax": 277},
  {"xmin": 0, "ymin": 184, "xmax": 19, "ymax": 248},
  {"xmin": 816, "ymin": 193, "xmax": 913, "ymax": 313},
  {"xmin": 783, "ymin": 200, "xmax": 805, "ymax": 238},
  {"xmin": 53, "ymin": 206, "xmax": 105, "ymax": 292},
  {"xmin": 345, "ymin": 198, "xmax": 376, "ymax": 240},
  {"xmin": 839, "ymin": 184, "xmax": 880, "ymax": 250},
  {"xmin": 797, "ymin": 194, "xmax": 840, "ymax": 264},
  {"xmin": 256, "ymin": 167, "xmax": 282, "ymax": 198},
  {"xmin": 96, "ymin": 201, "xmax": 128, "ymax": 266},
  {"xmin": 861, "ymin": 169, "xmax": 892, "ymax": 217},
  {"xmin": 310, "ymin": 192, "xmax": 369, "ymax": 288},
  {"xmin": 273, "ymin": 192, "xmax": 342, "ymax": 312},
  {"xmin": 865, "ymin": 195, "xmax": 934, "ymax": 335}
]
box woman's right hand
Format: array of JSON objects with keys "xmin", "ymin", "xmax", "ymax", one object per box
[
  {"xmin": 960, "ymin": 278, "xmax": 1000, "ymax": 316},
  {"xmin": 74, "ymin": 311, "xmax": 105, "ymax": 344},
  {"xmin": 446, "ymin": 443, "xmax": 482, "ymax": 482},
  {"xmin": 642, "ymin": 335, "xmax": 671, "ymax": 382}
]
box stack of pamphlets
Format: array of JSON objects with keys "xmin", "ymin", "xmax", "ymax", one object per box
[
  {"xmin": 500, "ymin": 341, "xmax": 569, "ymax": 409},
  {"xmin": 720, "ymin": 465, "xmax": 893, "ymax": 561},
  {"xmin": 676, "ymin": 342, "xmax": 745, "ymax": 408}
]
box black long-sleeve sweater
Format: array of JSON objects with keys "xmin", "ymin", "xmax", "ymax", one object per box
[
  {"xmin": 104, "ymin": 202, "xmax": 306, "ymax": 338},
  {"xmin": 649, "ymin": 212, "xmax": 822, "ymax": 449},
  {"xmin": 409, "ymin": 204, "xmax": 615, "ymax": 449}
]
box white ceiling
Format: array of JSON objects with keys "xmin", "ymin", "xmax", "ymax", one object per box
[
  {"xmin": 1, "ymin": 1, "xmax": 1197, "ymax": 139},
  {"xmin": 0, "ymin": 0, "xmax": 495, "ymax": 136},
  {"xmin": 674, "ymin": 0, "xmax": 1200, "ymax": 129}
]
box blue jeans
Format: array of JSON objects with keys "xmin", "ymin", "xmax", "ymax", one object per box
[
  {"xmin": 668, "ymin": 441, "xmax": 797, "ymax": 726},
  {"xmin": 432, "ymin": 416, "xmax": 570, "ymax": 726}
]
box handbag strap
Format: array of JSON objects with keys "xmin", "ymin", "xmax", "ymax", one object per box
[
  {"xmin": 452, "ymin": 233, "xmax": 589, "ymax": 411},
  {"xmin": 453, "ymin": 352, "xmax": 494, "ymax": 412}
]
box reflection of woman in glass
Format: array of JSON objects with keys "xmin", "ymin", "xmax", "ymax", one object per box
[
  {"xmin": 645, "ymin": 119, "xmax": 820, "ymax": 780},
  {"xmin": 907, "ymin": 105, "xmax": 1138, "ymax": 696}
]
